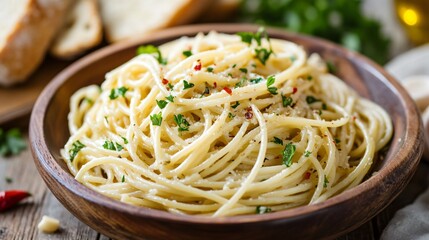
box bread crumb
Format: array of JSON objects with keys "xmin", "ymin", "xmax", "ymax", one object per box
[{"xmin": 38, "ymin": 216, "xmax": 60, "ymax": 233}]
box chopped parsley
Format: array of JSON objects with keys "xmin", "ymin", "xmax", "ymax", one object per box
[
  {"xmin": 322, "ymin": 103, "xmax": 328, "ymax": 110},
  {"xmin": 121, "ymin": 136, "xmax": 128, "ymax": 144},
  {"xmin": 237, "ymin": 28, "xmax": 274, "ymax": 65},
  {"xmin": 121, "ymin": 175, "xmax": 125, "ymax": 183},
  {"xmin": 327, "ymin": 61, "xmax": 337, "ymax": 74},
  {"xmin": 5, "ymin": 177, "xmax": 13, "ymax": 184},
  {"xmin": 273, "ymin": 137, "xmax": 283, "ymax": 145},
  {"xmin": 266, "ymin": 75, "xmax": 278, "ymax": 95},
  {"xmin": 255, "ymin": 48, "xmax": 272, "ymax": 65},
  {"xmin": 334, "ymin": 138, "xmax": 341, "ymax": 144},
  {"xmin": 250, "ymin": 77, "xmax": 263, "ymax": 84},
  {"xmin": 109, "ymin": 87, "xmax": 128, "ymax": 100},
  {"xmin": 306, "ymin": 96, "xmax": 320, "ymax": 104},
  {"xmin": 232, "ymin": 64, "xmax": 237, "ymax": 68},
  {"xmin": 324, "ymin": 175, "xmax": 329, "ymax": 188},
  {"xmin": 235, "ymin": 77, "xmax": 247, "ymax": 88},
  {"xmin": 228, "ymin": 112, "xmax": 235, "ymax": 119},
  {"xmin": 307, "ymin": 75, "xmax": 313, "ymax": 81},
  {"xmin": 282, "ymin": 142, "xmax": 296, "ymax": 167},
  {"xmin": 156, "ymin": 99, "xmax": 168, "ymax": 109},
  {"xmin": 0, "ymin": 128, "xmax": 26, "ymax": 157},
  {"xmin": 69, "ymin": 140, "xmax": 85, "ymax": 162},
  {"xmin": 282, "ymin": 94, "xmax": 293, "ymax": 107},
  {"xmin": 136, "ymin": 45, "xmax": 167, "ymax": 65},
  {"xmin": 166, "ymin": 95, "xmax": 174, "ymax": 102},
  {"xmin": 231, "ymin": 101, "xmax": 240, "ymax": 109},
  {"xmin": 183, "ymin": 80, "xmax": 195, "ymax": 90},
  {"xmin": 150, "ymin": 112, "xmax": 163, "ymax": 126},
  {"xmin": 256, "ymin": 205, "xmax": 272, "ymax": 214},
  {"xmin": 304, "ymin": 151, "xmax": 312, "ymax": 157},
  {"xmin": 182, "ymin": 50, "xmax": 192, "ymax": 57},
  {"xmin": 104, "ymin": 116, "xmax": 109, "ymax": 124},
  {"xmin": 103, "ymin": 140, "xmax": 123, "ymax": 151},
  {"xmin": 207, "ymin": 67, "xmax": 214, "ymax": 72},
  {"xmin": 239, "ymin": 68, "xmax": 248, "ymax": 73},
  {"xmin": 167, "ymin": 83, "xmax": 174, "ymax": 91},
  {"xmin": 174, "ymin": 114, "xmax": 190, "ymax": 132}
]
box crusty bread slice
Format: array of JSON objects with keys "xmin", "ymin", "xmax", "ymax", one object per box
[
  {"xmin": 0, "ymin": 0, "xmax": 71, "ymax": 86},
  {"xmin": 50, "ymin": 0, "xmax": 102, "ymax": 59},
  {"xmin": 99, "ymin": 0, "xmax": 211, "ymax": 43}
]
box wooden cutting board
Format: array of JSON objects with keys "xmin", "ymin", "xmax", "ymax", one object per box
[{"xmin": 0, "ymin": 57, "xmax": 72, "ymax": 125}]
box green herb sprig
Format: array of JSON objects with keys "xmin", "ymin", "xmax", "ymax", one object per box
[
  {"xmin": 137, "ymin": 45, "xmax": 167, "ymax": 65},
  {"xmin": 282, "ymin": 142, "xmax": 296, "ymax": 167},
  {"xmin": 174, "ymin": 114, "xmax": 190, "ymax": 132},
  {"xmin": 69, "ymin": 140, "xmax": 85, "ymax": 162},
  {"xmin": 0, "ymin": 128, "xmax": 26, "ymax": 157}
]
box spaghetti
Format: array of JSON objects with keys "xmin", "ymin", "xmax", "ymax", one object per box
[{"xmin": 61, "ymin": 30, "xmax": 392, "ymax": 216}]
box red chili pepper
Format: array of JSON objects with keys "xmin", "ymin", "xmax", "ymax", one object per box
[
  {"xmin": 304, "ymin": 172, "xmax": 311, "ymax": 180},
  {"xmin": 194, "ymin": 60, "xmax": 202, "ymax": 71},
  {"xmin": 162, "ymin": 78, "xmax": 169, "ymax": 85},
  {"xmin": 292, "ymin": 87, "xmax": 298, "ymax": 94},
  {"xmin": 0, "ymin": 190, "xmax": 31, "ymax": 212},
  {"xmin": 223, "ymin": 87, "xmax": 232, "ymax": 95},
  {"xmin": 213, "ymin": 82, "xmax": 217, "ymax": 88}
]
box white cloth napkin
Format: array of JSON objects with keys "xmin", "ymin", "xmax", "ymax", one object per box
[{"xmin": 381, "ymin": 188, "xmax": 429, "ymax": 239}]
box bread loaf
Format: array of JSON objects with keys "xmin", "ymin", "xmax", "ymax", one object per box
[
  {"xmin": 0, "ymin": 0, "xmax": 71, "ymax": 86},
  {"xmin": 99, "ymin": 0, "xmax": 211, "ymax": 43},
  {"xmin": 50, "ymin": 0, "xmax": 102, "ymax": 59}
]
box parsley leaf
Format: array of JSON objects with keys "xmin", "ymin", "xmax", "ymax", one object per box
[
  {"xmin": 282, "ymin": 94, "xmax": 293, "ymax": 107},
  {"xmin": 103, "ymin": 140, "xmax": 123, "ymax": 151},
  {"xmin": 304, "ymin": 151, "xmax": 312, "ymax": 157},
  {"xmin": 156, "ymin": 99, "xmax": 168, "ymax": 109},
  {"xmin": 255, "ymin": 48, "xmax": 272, "ymax": 65},
  {"xmin": 256, "ymin": 205, "xmax": 272, "ymax": 214},
  {"xmin": 228, "ymin": 112, "xmax": 235, "ymax": 119},
  {"xmin": 166, "ymin": 95, "xmax": 174, "ymax": 102},
  {"xmin": 273, "ymin": 137, "xmax": 283, "ymax": 145},
  {"xmin": 207, "ymin": 67, "xmax": 214, "ymax": 72},
  {"xmin": 239, "ymin": 68, "xmax": 248, "ymax": 73},
  {"xmin": 182, "ymin": 50, "xmax": 192, "ymax": 57},
  {"xmin": 183, "ymin": 80, "xmax": 195, "ymax": 90},
  {"xmin": 121, "ymin": 136, "xmax": 128, "ymax": 144},
  {"xmin": 69, "ymin": 140, "xmax": 85, "ymax": 162},
  {"xmin": 250, "ymin": 77, "xmax": 263, "ymax": 84},
  {"xmin": 324, "ymin": 175, "xmax": 329, "ymax": 188},
  {"xmin": 231, "ymin": 101, "xmax": 240, "ymax": 109},
  {"xmin": 150, "ymin": 112, "xmax": 163, "ymax": 126},
  {"xmin": 109, "ymin": 87, "xmax": 128, "ymax": 100},
  {"xmin": 237, "ymin": 32, "xmax": 254, "ymax": 44},
  {"xmin": 121, "ymin": 175, "xmax": 125, "ymax": 183},
  {"xmin": 266, "ymin": 75, "xmax": 278, "ymax": 95},
  {"xmin": 0, "ymin": 128, "xmax": 26, "ymax": 156},
  {"xmin": 136, "ymin": 45, "xmax": 167, "ymax": 65},
  {"xmin": 174, "ymin": 114, "xmax": 190, "ymax": 132},
  {"xmin": 306, "ymin": 96, "xmax": 320, "ymax": 104},
  {"xmin": 282, "ymin": 142, "xmax": 296, "ymax": 167}
]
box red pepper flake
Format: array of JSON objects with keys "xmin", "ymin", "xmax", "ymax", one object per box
[
  {"xmin": 162, "ymin": 78, "xmax": 169, "ymax": 85},
  {"xmin": 292, "ymin": 87, "xmax": 298, "ymax": 94},
  {"xmin": 245, "ymin": 107, "xmax": 253, "ymax": 119},
  {"xmin": 194, "ymin": 60, "xmax": 202, "ymax": 71},
  {"xmin": 0, "ymin": 190, "xmax": 31, "ymax": 212},
  {"xmin": 223, "ymin": 87, "xmax": 232, "ymax": 95},
  {"xmin": 213, "ymin": 82, "xmax": 217, "ymax": 88},
  {"xmin": 352, "ymin": 116, "xmax": 356, "ymax": 121},
  {"xmin": 304, "ymin": 172, "xmax": 311, "ymax": 180}
]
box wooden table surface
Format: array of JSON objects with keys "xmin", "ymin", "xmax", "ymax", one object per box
[{"xmin": 0, "ymin": 132, "xmax": 428, "ymax": 240}]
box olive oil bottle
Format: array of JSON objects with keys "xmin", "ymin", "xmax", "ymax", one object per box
[{"xmin": 395, "ymin": 0, "xmax": 429, "ymax": 45}]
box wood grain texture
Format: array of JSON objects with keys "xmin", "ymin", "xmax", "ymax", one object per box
[
  {"xmin": 1, "ymin": 136, "xmax": 428, "ymax": 239},
  {"xmin": 28, "ymin": 24, "xmax": 424, "ymax": 240},
  {"xmin": 0, "ymin": 57, "xmax": 71, "ymax": 124}
]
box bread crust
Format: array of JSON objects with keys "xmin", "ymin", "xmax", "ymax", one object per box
[{"xmin": 0, "ymin": 0, "xmax": 71, "ymax": 86}]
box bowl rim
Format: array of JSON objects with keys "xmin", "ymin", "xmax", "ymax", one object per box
[{"xmin": 30, "ymin": 23, "xmax": 422, "ymax": 225}]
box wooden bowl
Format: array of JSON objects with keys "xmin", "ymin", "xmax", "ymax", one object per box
[{"xmin": 29, "ymin": 24, "xmax": 424, "ymax": 240}]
